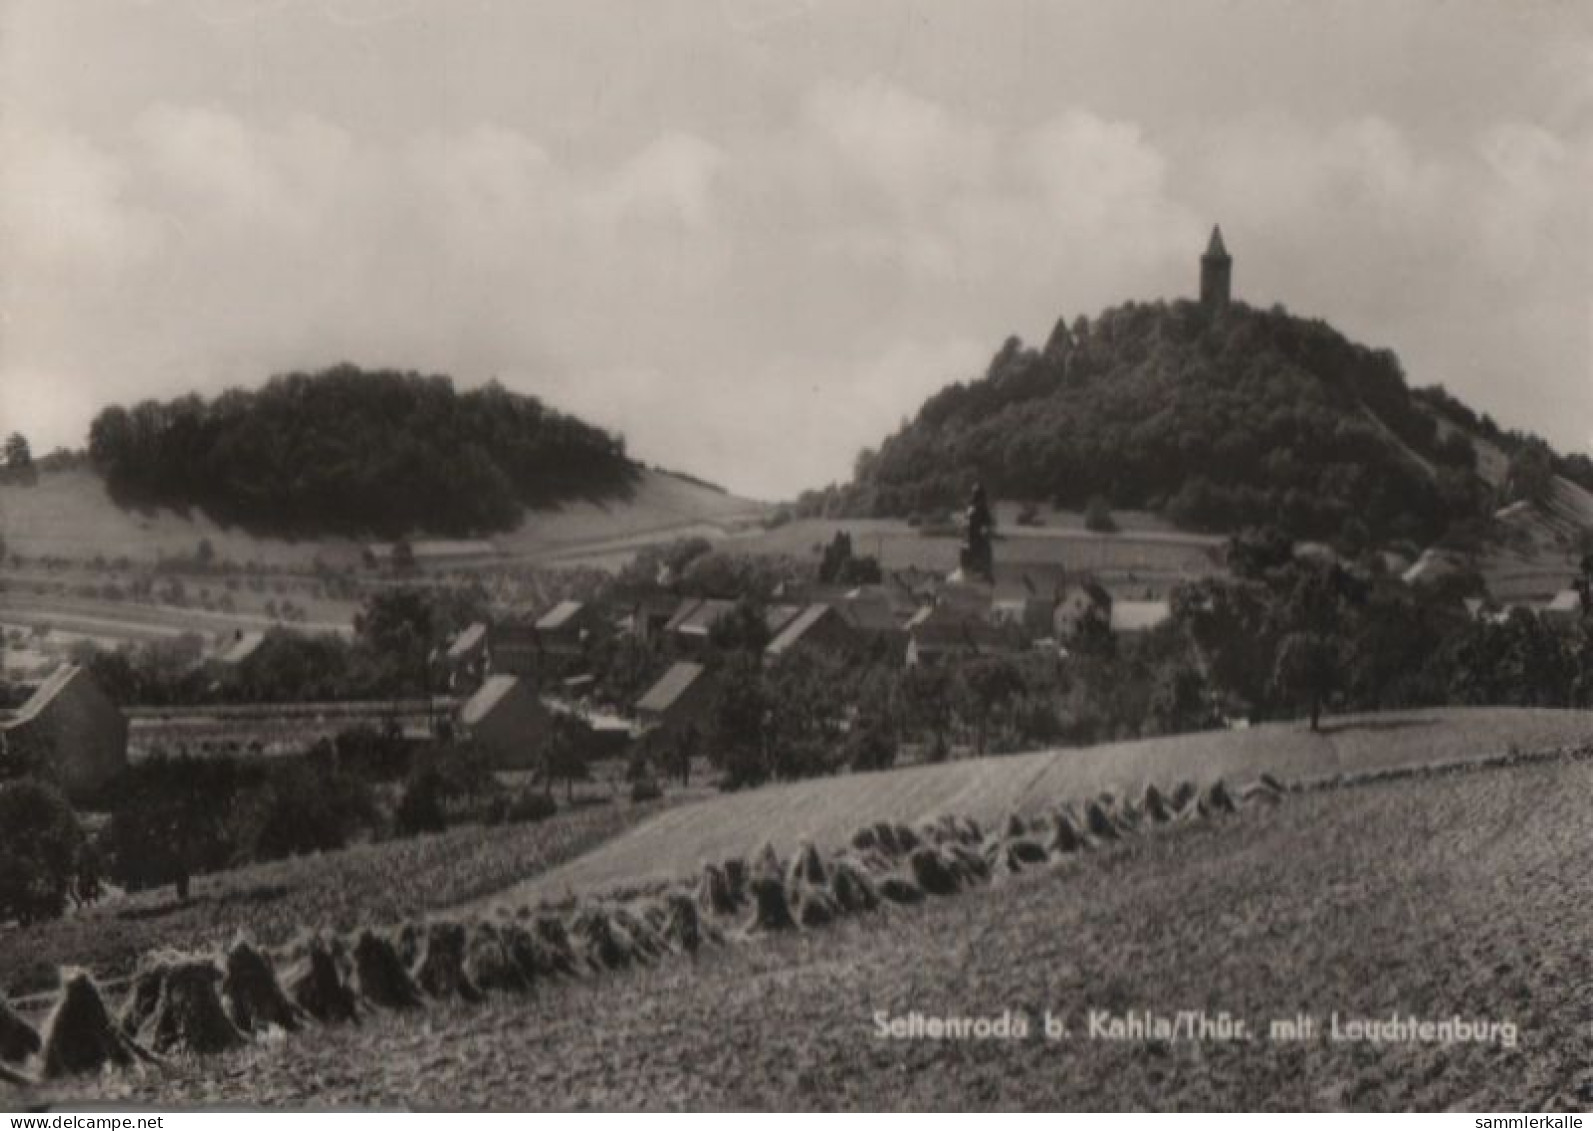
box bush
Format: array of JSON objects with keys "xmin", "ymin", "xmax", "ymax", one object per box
[
  {"xmin": 231, "ymin": 761, "xmax": 377, "ymax": 863},
  {"xmin": 0, "ymin": 778, "xmax": 88, "ymax": 924},
  {"xmin": 845, "ymin": 717, "xmax": 897, "ymax": 772},
  {"xmin": 485, "ymin": 789, "xmax": 558, "ymax": 825},
  {"xmin": 1084, "ymin": 495, "xmax": 1118, "ymax": 533},
  {"xmin": 629, "ymin": 776, "xmax": 663, "ymax": 803},
  {"xmin": 395, "ymin": 770, "xmax": 449, "ymax": 836}
]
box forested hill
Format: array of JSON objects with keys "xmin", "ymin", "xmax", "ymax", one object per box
[
  {"xmin": 86, "ymin": 366, "xmax": 636, "ymax": 538},
  {"xmin": 837, "ymin": 299, "xmax": 1509, "ymax": 547}
]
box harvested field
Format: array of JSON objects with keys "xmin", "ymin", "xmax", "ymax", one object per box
[
  {"xmin": 0, "ymin": 797, "xmax": 680, "ymax": 1001},
  {"xmin": 487, "ymin": 707, "xmax": 1593, "ymax": 905},
  {"xmin": 38, "ymin": 754, "xmax": 1593, "ymax": 1109}
]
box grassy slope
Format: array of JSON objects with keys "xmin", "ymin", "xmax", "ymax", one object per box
[
  {"xmin": 488, "ymin": 707, "xmax": 1593, "ymax": 907},
  {"xmin": 65, "ymin": 754, "xmax": 1593, "ymax": 1110},
  {"xmin": 0, "ymin": 794, "xmax": 688, "ymax": 1001},
  {"xmin": 0, "ymin": 468, "xmax": 765, "ymax": 568}
]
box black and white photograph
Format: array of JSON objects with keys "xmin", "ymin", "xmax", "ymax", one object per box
[{"xmin": 0, "ymin": 0, "xmax": 1590, "ymax": 1114}]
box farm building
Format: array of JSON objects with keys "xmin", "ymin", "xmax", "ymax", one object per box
[
  {"xmin": 535, "ymin": 600, "xmax": 603, "ymax": 661},
  {"xmin": 487, "ymin": 619, "xmax": 540, "ymax": 678},
  {"xmin": 905, "ymin": 604, "xmax": 1013, "ymax": 666},
  {"xmin": 665, "ymin": 599, "xmax": 802, "ymax": 651},
  {"xmin": 457, "ymin": 674, "xmax": 554, "ymax": 770},
  {"xmin": 210, "ymin": 630, "xmax": 266, "ymax": 668},
  {"xmin": 1542, "ymin": 589, "xmax": 1585, "ymax": 630},
  {"xmin": 0, "ymin": 664, "xmax": 128, "ymax": 800},
  {"xmin": 1053, "ymin": 582, "xmax": 1113, "ymax": 641},
  {"xmin": 635, "ymin": 661, "xmax": 716, "ymax": 741},
  {"xmin": 836, "ymin": 587, "xmax": 912, "ymax": 649},
  {"xmin": 764, "ymin": 603, "xmax": 857, "ymax": 662},
  {"xmin": 616, "ymin": 593, "xmax": 681, "ymax": 644},
  {"xmin": 437, "ymin": 622, "xmax": 489, "ymax": 691},
  {"xmin": 1110, "ymin": 599, "xmax": 1173, "ymax": 634}
]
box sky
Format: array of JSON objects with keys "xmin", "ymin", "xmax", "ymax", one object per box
[{"xmin": 1, "ymin": 0, "xmax": 1589, "ymax": 500}]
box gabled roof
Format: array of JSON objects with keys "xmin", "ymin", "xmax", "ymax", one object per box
[
  {"xmin": 674, "ymin": 599, "xmax": 734, "ymax": 636},
  {"xmin": 535, "ymin": 600, "xmax": 586, "ymax": 631},
  {"xmin": 216, "ymin": 630, "xmax": 266, "ymax": 665},
  {"xmin": 765, "ymin": 603, "xmax": 840, "ymax": 657},
  {"xmin": 460, "ymin": 674, "xmax": 525, "ymax": 727},
  {"xmin": 445, "ymin": 622, "xmax": 488, "ymax": 660},
  {"xmin": 1545, "ymin": 589, "xmax": 1583, "ymax": 614},
  {"xmin": 636, "ymin": 661, "xmax": 708, "ymax": 714},
  {"xmin": 764, "ymin": 604, "xmax": 803, "ymax": 635},
  {"xmin": 1204, "ymin": 224, "xmax": 1229, "ymax": 259},
  {"xmin": 1110, "ymin": 600, "xmax": 1172, "ymax": 632},
  {"xmin": 1, "ymin": 665, "xmax": 91, "ymax": 729}
]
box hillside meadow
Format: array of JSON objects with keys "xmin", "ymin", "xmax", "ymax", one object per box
[
  {"xmin": 52, "ymin": 752, "xmax": 1593, "ymax": 1110},
  {"xmin": 489, "ymin": 707, "xmax": 1593, "ymax": 906}
]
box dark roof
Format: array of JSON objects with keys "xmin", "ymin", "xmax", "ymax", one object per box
[
  {"xmin": 1, "ymin": 665, "xmax": 91, "ymax": 729},
  {"xmin": 535, "ymin": 600, "xmax": 585, "ymax": 631},
  {"xmin": 460, "ymin": 674, "xmax": 526, "ymax": 726},
  {"xmin": 1204, "ymin": 224, "xmax": 1229, "ymax": 260},
  {"xmin": 445, "ymin": 622, "xmax": 488, "ymax": 660},
  {"xmin": 765, "ymin": 603, "xmax": 839, "ymax": 657},
  {"xmin": 636, "ymin": 661, "xmax": 708, "ymax": 714}
]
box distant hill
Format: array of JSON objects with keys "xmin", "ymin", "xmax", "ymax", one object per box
[
  {"xmin": 84, "ymin": 365, "xmax": 636, "ymax": 539},
  {"xmin": 824, "ymin": 300, "xmax": 1580, "ymax": 551}
]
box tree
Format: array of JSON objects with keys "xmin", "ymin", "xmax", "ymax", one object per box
[
  {"xmin": 545, "ymin": 714, "xmax": 594, "ymax": 802},
  {"xmin": 1084, "ymin": 495, "xmax": 1118, "ymax": 533},
  {"xmin": 1504, "ymin": 442, "xmax": 1555, "ymax": 506},
  {"xmin": 108, "ymin": 755, "xmax": 238, "ymax": 901},
  {"xmin": 707, "ymin": 597, "xmax": 772, "ymax": 654},
  {"xmin": 4, "ymin": 433, "xmax": 31, "ymax": 470},
  {"xmin": 1227, "ymin": 526, "xmax": 1294, "ymax": 581},
  {"xmin": 1267, "ymin": 562, "xmax": 1364, "ymax": 730},
  {"xmin": 707, "ymin": 657, "xmax": 773, "ymax": 789},
  {"xmin": 1272, "ymin": 631, "xmax": 1341, "ymax": 731},
  {"xmin": 0, "ymin": 779, "xmax": 87, "ymax": 925},
  {"xmin": 665, "ymin": 721, "xmax": 699, "ymax": 786},
  {"xmin": 957, "ymin": 657, "xmax": 1025, "ymax": 754}
]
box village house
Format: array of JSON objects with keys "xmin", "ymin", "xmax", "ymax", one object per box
[
  {"xmin": 635, "ymin": 660, "xmax": 716, "ymax": 742},
  {"xmin": 0, "ymin": 664, "xmax": 128, "ymax": 800},
  {"xmin": 456, "ymin": 673, "xmax": 554, "ymax": 770},
  {"xmin": 905, "ymin": 604, "xmax": 1013, "ymax": 666},
  {"xmin": 1053, "ymin": 581, "xmax": 1113, "ymax": 642},
  {"xmin": 486, "ymin": 618, "xmax": 540, "ymax": 678},
  {"xmin": 1109, "ymin": 599, "xmax": 1173, "ymax": 635},
  {"xmin": 534, "ymin": 600, "xmax": 603, "ymax": 667},
  {"xmin": 764, "ymin": 603, "xmax": 857, "ymax": 663},
  {"xmin": 665, "ymin": 598, "xmax": 802, "ymax": 652},
  {"xmin": 1541, "ymin": 589, "xmax": 1585, "ymax": 631},
  {"xmin": 436, "ymin": 621, "xmax": 489, "ymax": 692}
]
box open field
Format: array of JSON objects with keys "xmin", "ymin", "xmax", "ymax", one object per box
[
  {"xmin": 0, "ymin": 792, "xmax": 692, "ymax": 1002},
  {"xmin": 729, "ymin": 515, "xmax": 1223, "ymax": 595},
  {"xmin": 488, "ymin": 707, "xmax": 1593, "ymax": 906},
  {"xmin": 51, "ymin": 753, "xmax": 1593, "ymax": 1110},
  {"xmin": 0, "ymin": 468, "xmax": 766, "ymax": 571}
]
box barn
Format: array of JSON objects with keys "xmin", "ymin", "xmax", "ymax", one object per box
[
  {"xmin": 456, "ymin": 674, "xmax": 554, "ymax": 770},
  {"xmin": 0, "ymin": 664, "xmax": 128, "ymax": 800},
  {"xmin": 635, "ymin": 661, "xmax": 716, "ymax": 741}
]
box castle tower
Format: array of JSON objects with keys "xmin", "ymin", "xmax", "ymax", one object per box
[{"xmin": 1200, "ymin": 225, "xmax": 1231, "ymax": 310}]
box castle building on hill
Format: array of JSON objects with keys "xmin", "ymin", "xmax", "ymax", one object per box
[{"xmin": 1201, "ymin": 225, "xmax": 1232, "ymax": 309}]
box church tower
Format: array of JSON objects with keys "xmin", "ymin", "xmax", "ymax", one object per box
[{"xmin": 1200, "ymin": 225, "xmax": 1231, "ymax": 310}]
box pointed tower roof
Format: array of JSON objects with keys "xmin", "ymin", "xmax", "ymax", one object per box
[{"xmin": 1204, "ymin": 225, "xmax": 1229, "ymax": 260}]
